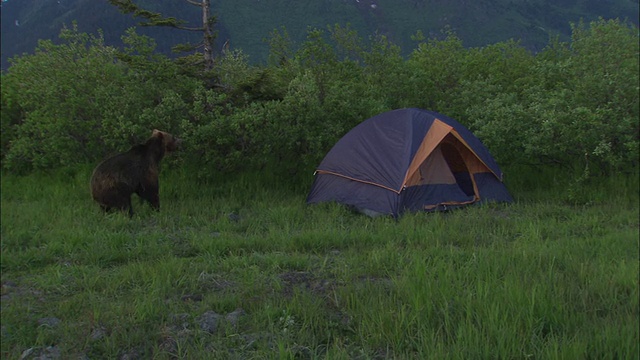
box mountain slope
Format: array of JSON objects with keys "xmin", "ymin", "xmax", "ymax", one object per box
[{"xmin": 1, "ymin": 0, "xmax": 638, "ymax": 69}]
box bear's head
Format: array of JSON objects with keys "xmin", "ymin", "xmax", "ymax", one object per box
[{"xmin": 152, "ymin": 129, "xmax": 182, "ymax": 152}]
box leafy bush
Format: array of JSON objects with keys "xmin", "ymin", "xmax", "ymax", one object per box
[
  {"xmin": 2, "ymin": 26, "xmax": 123, "ymax": 172},
  {"xmin": 466, "ymin": 19, "xmax": 638, "ymax": 172},
  {"xmin": 1, "ymin": 26, "xmax": 198, "ymax": 173},
  {"xmin": 1, "ymin": 19, "xmax": 637, "ymax": 178}
]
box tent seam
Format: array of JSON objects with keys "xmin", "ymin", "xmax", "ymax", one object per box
[{"xmin": 314, "ymin": 170, "xmax": 402, "ymax": 194}]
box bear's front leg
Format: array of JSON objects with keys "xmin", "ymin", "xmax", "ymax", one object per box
[{"xmin": 136, "ymin": 182, "xmax": 160, "ymax": 211}]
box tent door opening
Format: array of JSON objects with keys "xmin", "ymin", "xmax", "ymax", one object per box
[
  {"xmin": 439, "ymin": 140, "xmax": 475, "ymax": 197},
  {"xmin": 406, "ymin": 133, "xmax": 478, "ymax": 198}
]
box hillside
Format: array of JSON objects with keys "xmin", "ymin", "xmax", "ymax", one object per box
[{"xmin": 1, "ymin": 0, "xmax": 638, "ymax": 69}]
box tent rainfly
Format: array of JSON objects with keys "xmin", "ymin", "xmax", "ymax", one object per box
[{"xmin": 306, "ymin": 108, "xmax": 513, "ymax": 217}]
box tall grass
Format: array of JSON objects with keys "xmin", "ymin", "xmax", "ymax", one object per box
[{"xmin": 1, "ymin": 166, "xmax": 638, "ymax": 359}]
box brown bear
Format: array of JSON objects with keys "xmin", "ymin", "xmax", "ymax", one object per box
[{"xmin": 90, "ymin": 129, "xmax": 181, "ymax": 217}]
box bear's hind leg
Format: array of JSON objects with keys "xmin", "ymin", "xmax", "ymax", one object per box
[{"xmin": 105, "ymin": 195, "xmax": 133, "ymax": 217}]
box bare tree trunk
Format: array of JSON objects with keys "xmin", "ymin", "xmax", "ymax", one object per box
[{"xmin": 202, "ymin": 0, "xmax": 214, "ymax": 71}]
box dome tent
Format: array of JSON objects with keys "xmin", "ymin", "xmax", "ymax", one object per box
[{"xmin": 306, "ymin": 108, "xmax": 513, "ymax": 217}]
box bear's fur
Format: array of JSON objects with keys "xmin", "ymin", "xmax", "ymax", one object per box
[{"xmin": 90, "ymin": 129, "xmax": 181, "ymax": 216}]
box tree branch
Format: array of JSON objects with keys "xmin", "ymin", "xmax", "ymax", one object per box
[
  {"xmin": 175, "ymin": 26, "xmax": 206, "ymax": 32},
  {"xmin": 109, "ymin": 0, "xmax": 186, "ymax": 27},
  {"xmin": 183, "ymin": 0, "xmax": 203, "ymax": 7}
]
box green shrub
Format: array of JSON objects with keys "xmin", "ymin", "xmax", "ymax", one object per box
[
  {"xmin": 1, "ymin": 19, "xmax": 637, "ymax": 177},
  {"xmin": 1, "ymin": 26, "xmax": 200, "ymax": 172},
  {"xmin": 465, "ymin": 19, "xmax": 638, "ymax": 173}
]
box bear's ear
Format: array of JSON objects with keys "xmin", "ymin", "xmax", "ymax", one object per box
[{"xmin": 152, "ymin": 129, "xmax": 164, "ymax": 139}]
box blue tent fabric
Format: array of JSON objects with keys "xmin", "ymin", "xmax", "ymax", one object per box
[
  {"xmin": 307, "ymin": 108, "xmax": 512, "ymax": 217},
  {"xmin": 309, "ymin": 175, "xmax": 399, "ymax": 216},
  {"xmin": 315, "ymin": 109, "xmax": 424, "ymax": 192},
  {"xmin": 474, "ymin": 173, "xmax": 513, "ymax": 203}
]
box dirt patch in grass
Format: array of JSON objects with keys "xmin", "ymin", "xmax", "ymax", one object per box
[{"xmin": 278, "ymin": 271, "xmax": 340, "ymax": 299}]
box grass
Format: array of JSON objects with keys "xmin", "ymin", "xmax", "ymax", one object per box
[{"xmin": 1, "ymin": 165, "xmax": 638, "ymax": 359}]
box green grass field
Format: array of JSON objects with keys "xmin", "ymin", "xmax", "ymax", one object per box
[{"xmin": 1, "ymin": 166, "xmax": 638, "ymax": 359}]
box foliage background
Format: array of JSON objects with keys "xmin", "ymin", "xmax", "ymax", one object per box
[{"xmin": 1, "ymin": 18, "xmax": 638, "ymax": 179}]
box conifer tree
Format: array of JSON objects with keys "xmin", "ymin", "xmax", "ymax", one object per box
[{"xmin": 108, "ymin": 0, "xmax": 216, "ymax": 71}]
